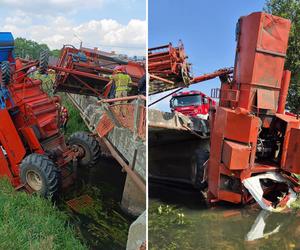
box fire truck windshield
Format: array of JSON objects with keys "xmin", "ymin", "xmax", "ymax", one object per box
[{"xmin": 171, "ymin": 94, "xmax": 203, "ymax": 108}]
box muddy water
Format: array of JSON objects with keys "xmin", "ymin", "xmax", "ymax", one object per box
[
  {"xmin": 149, "ymin": 183, "xmax": 300, "ymax": 250},
  {"xmin": 60, "ymin": 157, "xmax": 134, "ymax": 250}
]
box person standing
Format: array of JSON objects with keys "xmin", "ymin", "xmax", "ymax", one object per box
[
  {"xmin": 108, "ymin": 66, "xmax": 132, "ymax": 116},
  {"xmin": 111, "ymin": 66, "xmax": 132, "ymax": 99}
]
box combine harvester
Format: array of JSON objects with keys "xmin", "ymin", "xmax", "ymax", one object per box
[
  {"xmin": 149, "ymin": 12, "xmax": 300, "ymax": 212},
  {"xmin": 207, "ymin": 12, "xmax": 300, "ymax": 211},
  {"xmin": 0, "ymin": 34, "xmax": 146, "ymax": 248},
  {"xmin": 0, "ymin": 32, "xmax": 101, "ymax": 197}
]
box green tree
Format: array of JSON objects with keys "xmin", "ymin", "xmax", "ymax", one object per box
[
  {"xmin": 14, "ymin": 37, "xmax": 61, "ymax": 61},
  {"xmin": 264, "ymin": 0, "xmax": 300, "ymax": 115},
  {"xmin": 14, "ymin": 37, "xmax": 50, "ymax": 60},
  {"xmin": 50, "ymin": 49, "xmax": 61, "ymax": 58}
]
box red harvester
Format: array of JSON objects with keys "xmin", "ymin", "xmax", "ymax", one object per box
[
  {"xmin": 207, "ymin": 12, "xmax": 300, "ymax": 209},
  {"xmin": 0, "ymin": 32, "xmax": 101, "ymax": 198}
]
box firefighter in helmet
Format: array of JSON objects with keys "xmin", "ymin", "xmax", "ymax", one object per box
[
  {"xmin": 110, "ymin": 65, "xmax": 132, "ymax": 99},
  {"xmin": 107, "ymin": 66, "xmax": 132, "ymax": 116}
]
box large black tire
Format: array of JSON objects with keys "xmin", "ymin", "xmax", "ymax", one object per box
[
  {"xmin": 68, "ymin": 132, "xmax": 101, "ymax": 167},
  {"xmin": 39, "ymin": 50, "xmax": 49, "ymax": 74},
  {"xmin": 1, "ymin": 61, "xmax": 11, "ymax": 85},
  {"xmin": 20, "ymin": 154, "xmax": 60, "ymax": 198}
]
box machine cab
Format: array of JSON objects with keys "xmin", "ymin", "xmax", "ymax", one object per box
[{"xmin": 170, "ymin": 91, "xmax": 214, "ymax": 119}]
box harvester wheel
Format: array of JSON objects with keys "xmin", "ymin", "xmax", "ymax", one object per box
[
  {"xmin": 39, "ymin": 50, "xmax": 49, "ymax": 74},
  {"xmin": 1, "ymin": 61, "xmax": 11, "ymax": 85},
  {"xmin": 20, "ymin": 154, "xmax": 60, "ymax": 198},
  {"xmin": 192, "ymin": 141, "xmax": 210, "ymax": 190},
  {"xmin": 68, "ymin": 132, "xmax": 101, "ymax": 167}
]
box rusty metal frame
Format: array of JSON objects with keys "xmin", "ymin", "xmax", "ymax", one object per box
[
  {"xmin": 148, "ymin": 41, "xmax": 191, "ymax": 94},
  {"xmin": 99, "ymin": 95, "xmax": 146, "ymax": 103},
  {"xmin": 149, "ymin": 41, "xmax": 233, "ymax": 96},
  {"xmin": 51, "ymin": 45, "xmax": 145, "ymax": 97}
]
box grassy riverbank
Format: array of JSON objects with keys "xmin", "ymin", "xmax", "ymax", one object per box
[{"xmin": 0, "ymin": 178, "xmax": 87, "ymax": 250}]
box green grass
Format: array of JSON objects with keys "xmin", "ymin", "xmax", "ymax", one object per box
[
  {"xmin": 61, "ymin": 95, "xmax": 89, "ymax": 137},
  {"xmin": 0, "ymin": 178, "xmax": 87, "ymax": 250}
]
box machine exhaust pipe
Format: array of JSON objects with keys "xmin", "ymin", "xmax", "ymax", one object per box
[{"xmin": 277, "ymin": 70, "xmax": 291, "ymax": 114}]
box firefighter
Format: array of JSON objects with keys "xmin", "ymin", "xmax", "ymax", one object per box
[
  {"xmin": 108, "ymin": 66, "xmax": 132, "ymax": 116},
  {"xmin": 111, "ymin": 66, "xmax": 132, "ymax": 99},
  {"xmin": 60, "ymin": 105, "xmax": 69, "ymax": 130}
]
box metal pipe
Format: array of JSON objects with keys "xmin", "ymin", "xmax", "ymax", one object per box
[
  {"xmin": 148, "ymin": 60, "xmax": 172, "ymax": 68},
  {"xmin": 277, "ymin": 70, "xmax": 291, "ymax": 114},
  {"xmin": 191, "ymin": 68, "xmax": 233, "ymax": 84},
  {"xmin": 148, "ymin": 44, "xmax": 170, "ymax": 51},
  {"xmin": 149, "ymin": 74, "xmax": 175, "ymax": 85},
  {"xmin": 14, "ymin": 61, "xmax": 39, "ymax": 74},
  {"xmin": 148, "ymin": 87, "xmax": 183, "ymax": 107},
  {"xmin": 98, "ymin": 95, "xmax": 146, "ymax": 103},
  {"xmin": 72, "ymin": 74, "xmax": 100, "ymax": 96},
  {"xmin": 49, "ymin": 65, "xmax": 110, "ymax": 82}
]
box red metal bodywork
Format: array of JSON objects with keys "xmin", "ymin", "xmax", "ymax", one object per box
[
  {"xmin": 148, "ymin": 41, "xmax": 191, "ymax": 94},
  {"xmin": 0, "ymin": 59, "xmax": 77, "ymax": 188},
  {"xmin": 51, "ymin": 45, "xmax": 145, "ymax": 97},
  {"xmin": 170, "ymin": 90, "xmax": 216, "ymax": 118},
  {"xmin": 208, "ymin": 12, "xmax": 300, "ymax": 205},
  {"xmin": 148, "ymin": 41, "xmax": 189, "ymax": 79},
  {"xmin": 148, "ymin": 39, "xmax": 234, "ymax": 95}
]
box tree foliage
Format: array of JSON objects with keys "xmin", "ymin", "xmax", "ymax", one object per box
[
  {"xmin": 14, "ymin": 37, "xmax": 50, "ymax": 60},
  {"xmin": 14, "ymin": 37, "xmax": 60, "ymax": 60},
  {"xmin": 264, "ymin": 0, "xmax": 300, "ymax": 114},
  {"xmin": 51, "ymin": 49, "xmax": 61, "ymax": 58}
]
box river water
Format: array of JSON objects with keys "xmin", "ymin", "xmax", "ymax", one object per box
[
  {"xmin": 60, "ymin": 156, "xmax": 134, "ymax": 250},
  {"xmin": 149, "ymin": 182, "xmax": 300, "ymax": 250}
]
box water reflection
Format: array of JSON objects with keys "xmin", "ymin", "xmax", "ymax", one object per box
[
  {"xmin": 149, "ymin": 182, "xmax": 300, "ymax": 250},
  {"xmin": 246, "ymin": 210, "xmax": 280, "ymax": 241},
  {"xmin": 62, "ymin": 157, "xmax": 132, "ymax": 250}
]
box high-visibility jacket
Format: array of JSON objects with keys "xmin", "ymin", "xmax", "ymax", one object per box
[{"xmin": 111, "ymin": 73, "xmax": 132, "ymax": 92}]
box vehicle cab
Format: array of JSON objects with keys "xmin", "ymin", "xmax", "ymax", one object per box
[{"xmin": 170, "ymin": 90, "xmax": 216, "ymax": 119}]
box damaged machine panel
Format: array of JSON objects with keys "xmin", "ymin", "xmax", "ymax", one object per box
[{"xmin": 284, "ymin": 128, "xmax": 300, "ymax": 174}]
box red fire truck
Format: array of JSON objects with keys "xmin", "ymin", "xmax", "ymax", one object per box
[{"xmin": 170, "ymin": 90, "xmax": 216, "ymax": 119}]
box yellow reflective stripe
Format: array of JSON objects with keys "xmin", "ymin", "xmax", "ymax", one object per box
[{"xmin": 116, "ymin": 87, "xmax": 129, "ymax": 91}]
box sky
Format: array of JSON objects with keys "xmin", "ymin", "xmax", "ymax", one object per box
[
  {"xmin": 0, "ymin": 0, "xmax": 146, "ymax": 56},
  {"xmin": 149, "ymin": 0, "xmax": 266, "ymax": 111}
]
